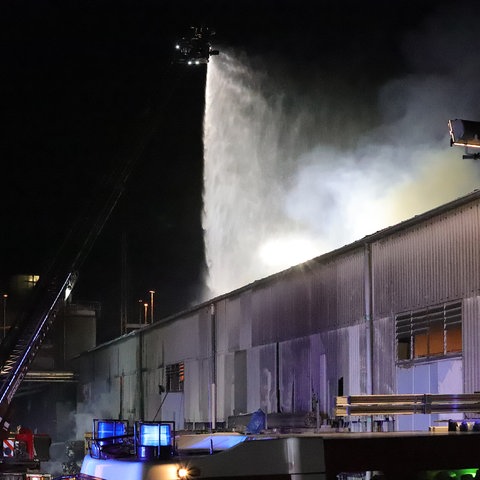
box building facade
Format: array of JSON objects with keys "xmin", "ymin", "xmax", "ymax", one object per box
[{"xmin": 70, "ymin": 190, "xmax": 480, "ymax": 436}]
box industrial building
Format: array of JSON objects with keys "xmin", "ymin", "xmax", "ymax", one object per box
[{"xmin": 70, "ymin": 188, "xmax": 480, "ymax": 436}]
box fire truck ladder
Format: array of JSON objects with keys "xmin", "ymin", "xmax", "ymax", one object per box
[
  {"xmin": 0, "ymin": 61, "xmax": 189, "ymax": 437},
  {"xmin": 0, "ymin": 272, "xmax": 76, "ymax": 436},
  {"xmin": 0, "ymin": 109, "xmax": 138, "ymax": 437},
  {"xmin": 0, "ymin": 149, "xmax": 132, "ymax": 436}
]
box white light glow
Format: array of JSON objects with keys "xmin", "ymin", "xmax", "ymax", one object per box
[
  {"xmin": 258, "ymin": 237, "xmax": 320, "ymax": 268},
  {"xmin": 453, "ymin": 141, "xmax": 480, "ymax": 149},
  {"xmin": 177, "ymin": 467, "xmax": 189, "ymax": 479}
]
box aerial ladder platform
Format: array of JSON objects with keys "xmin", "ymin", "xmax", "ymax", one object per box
[{"xmin": 0, "ymin": 30, "xmax": 218, "ymax": 471}]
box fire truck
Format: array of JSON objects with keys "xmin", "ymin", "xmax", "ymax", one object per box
[{"xmin": 0, "ymin": 426, "xmax": 51, "ymax": 479}]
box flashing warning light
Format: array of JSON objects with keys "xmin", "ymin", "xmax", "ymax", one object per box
[
  {"xmin": 90, "ymin": 419, "xmax": 130, "ymax": 460},
  {"xmin": 137, "ymin": 422, "xmax": 171, "ymax": 446},
  {"xmin": 96, "ymin": 419, "xmax": 127, "ymax": 439},
  {"xmin": 135, "ymin": 421, "xmax": 174, "ymax": 460},
  {"xmin": 140, "ymin": 423, "xmax": 159, "ymax": 446},
  {"xmin": 159, "ymin": 424, "xmax": 171, "ymax": 446}
]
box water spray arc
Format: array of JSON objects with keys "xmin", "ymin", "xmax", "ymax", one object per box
[{"xmin": 202, "ymin": 46, "xmax": 480, "ymax": 299}]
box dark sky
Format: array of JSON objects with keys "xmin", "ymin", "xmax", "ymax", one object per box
[{"xmin": 0, "ymin": 0, "xmax": 468, "ymax": 342}]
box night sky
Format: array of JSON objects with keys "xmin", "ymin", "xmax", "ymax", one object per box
[{"xmin": 1, "ymin": 0, "xmax": 475, "ymax": 342}]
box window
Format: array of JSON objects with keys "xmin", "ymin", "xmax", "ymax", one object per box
[
  {"xmin": 396, "ymin": 301, "xmax": 462, "ymax": 362},
  {"xmin": 166, "ymin": 362, "xmax": 184, "ymax": 392}
]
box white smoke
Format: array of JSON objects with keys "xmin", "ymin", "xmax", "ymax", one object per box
[{"xmin": 202, "ymin": 5, "xmax": 480, "ymax": 297}]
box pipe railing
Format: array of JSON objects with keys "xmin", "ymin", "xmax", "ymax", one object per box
[{"xmin": 336, "ymin": 393, "xmax": 480, "ymax": 416}]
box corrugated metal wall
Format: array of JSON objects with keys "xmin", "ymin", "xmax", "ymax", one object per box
[
  {"xmin": 70, "ymin": 193, "xmax": 480, "ymax": 433},
  {"xmin": 372, "ymin": 316, "xmax": 396, "ymax": 394},
  {"xmin": 373, "ymin": 203, "xmax": 480, "ymax": 316},
  {"xmin": 251, "ymin": 248, "xmax": 365, "ymax": 347}
]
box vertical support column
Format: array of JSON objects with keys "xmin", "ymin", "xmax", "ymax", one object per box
[
  {"xmin": 210, "ymin": 303, "xmax": 217, "ymax": 430},
  {"xmin": 137, "ymin": 332, "xmax": 145, "ymax": 421},
  {"xmin": 364, "ymin": 242, "xmax": 374, "ymax": 396},
  {"xmin": 275, "ymin": 342, "xmax": 281, "ymax": 413},
  {"xmin": 119, "ymin": 373, "xmax": 124, "ymax": 420},
  {"xmin": 364, "ymin": 242, "xmax": 374, "ymax": 432}
]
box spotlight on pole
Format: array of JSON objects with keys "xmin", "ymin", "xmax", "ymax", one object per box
[
  {"xmin": 149, "ymin": 290, "xmax": 155, "ymax": 324},
  {"xmin": 448, "ymin": 119, "xmax": 480, "ymax": 159}
]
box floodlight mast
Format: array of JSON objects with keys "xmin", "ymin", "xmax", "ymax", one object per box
[{"xmin": 448, "ymin": 118, "xmax": 480, "ymax": 159}]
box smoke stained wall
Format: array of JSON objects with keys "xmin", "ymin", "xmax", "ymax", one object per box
[{"xmin": 203, "ymin": 3, "xmax": 480, "ymax": 297}]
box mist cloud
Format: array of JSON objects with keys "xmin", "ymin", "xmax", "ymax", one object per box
[{"xmin": 202, "ymin": 4, "xmax": 480, "ymax": 297}]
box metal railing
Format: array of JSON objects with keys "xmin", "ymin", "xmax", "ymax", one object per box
[{"xmin": 336, "ymin": 393, "xmax": 480, "ymax": 416}]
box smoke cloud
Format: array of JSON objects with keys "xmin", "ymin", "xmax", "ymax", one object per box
[{"xmin": 202, "ymin": 3, "xmax": 480, "ymax": 297}]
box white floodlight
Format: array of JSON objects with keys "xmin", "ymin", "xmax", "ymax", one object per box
[{"xmin": 448, "ymin": 119, "xmax": 480, "ymax": 148}]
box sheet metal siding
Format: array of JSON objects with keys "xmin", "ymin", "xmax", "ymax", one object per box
[
  {"xmin": 74, "ymin": 339, "xmax": 138, "ymax": 420},
  {"xmin": 373, "ymin": 204, "xmax": 480, "ymax": 316},
  {"xmin": 151, "ymin": 309, "xmax": 212, "ymax": 423},
  {"xmin": 144, "ymin": 360, "xmax": 164, "ymax": 419},
  {"xmin": 348, "ymin": 324, "xmax": 363, "ymax": 395},
  {"xmin": 140, "ymin": 310, "xmax": 212, "ymax": 371},
  {"xmin": 239, "ymin": 293, "xmax": 253, "ymax": 349},
  {"xmin": 321, "ymin": 325, "xmax": 366, "ymax": 400},
  {"xmin": 184, "ymin": 358, "xmax": 211, "ymax": 424},
  {"xmin": 251, "ymin": 248, "xmax": 365, "ymax": 347},
  {"xmin": 279, "ymin": 337, "xmax": 311, "ymax": 413},
  {"xmin": 184, "ymin": 359, "xmax": 203, "ymax": 423},
  {"xmin": 216, "ymin": 299, "xmax": 228, "ymax": 353},
  {"xmin": 321, "ymin": 329, "xmax": 347, "ymax": 416},
  {"xmin": 308, "ymin": 333, "xmax": 327, "ymax": 413},
  {"xmin": 463, "ymin": 296, "xmax": 480, "ymax": 393},
  {"xmin": 216, "ymin": 352, "xmax": 234, "ymax": 421},
  {"xmin": 69, "ymin": 196, "xmax": 480, "ymax": 427},
  {"xmin": 334, "ymin": 250, "xmax": 365, "ymax": 328},
  {"xmin": 241, "ymin": 330, "xmax": 366, "ymax": 416},
  {"xmin": 372, "ymin": 316, "xmax": 396, "ymax": 394},
  {"xmin": 121, "ymin": 373, "xmax": 137, "ymax": 420},
  {"xmin": 246, "ymin": 344, "xmax": 277, "ymax": 414},
  {"xmin": 251, "ymin": 272, "xmax": 310, "ymax": 346},
  {"xmin": 216, "ymin": 293, "xmax": 253, "ymax": 354}
]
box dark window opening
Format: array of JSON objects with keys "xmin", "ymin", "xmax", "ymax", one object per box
[{"xmin": 166, "ymin": 362, "xmax": 184, "ymax": 392}]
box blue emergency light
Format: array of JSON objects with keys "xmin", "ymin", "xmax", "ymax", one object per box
[
  {"xmin": 135, "ymin": 421, "xmax": 174, "ymax": 460},
  {"xmin": 96, "ymin": 420, "xmax": 127, "ymax": 440},
  {"xmin": 90, "ymin": 419, "xmax": 130, "ymax": 459}
]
